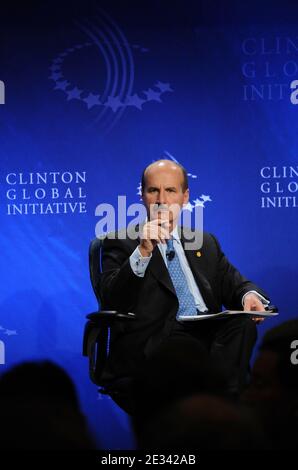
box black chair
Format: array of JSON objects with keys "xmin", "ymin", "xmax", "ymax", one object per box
[
  {"xmin": 83, "ymin": 238, "xmax": 279, "ymax": 413},
  {"xmin": 82, "ymin": 237, "xmax": 136, "ymax": 414}
]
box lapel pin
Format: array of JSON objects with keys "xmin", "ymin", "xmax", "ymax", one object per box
[{"xmin": 196, "ymin": 251, "xmax": 202, "ymax": 257}]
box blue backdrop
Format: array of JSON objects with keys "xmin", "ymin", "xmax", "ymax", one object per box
[{"xmin": 0, "ymin": 0, "xmax": 297, "ymax": 449}]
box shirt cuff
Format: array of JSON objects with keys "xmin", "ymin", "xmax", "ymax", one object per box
[
  {"xmin": 242, "ymin": 290, "xmax": 270, "ymax": 307},
  {"xmin": 129, "ymin": 246, "xmax": 152, "ymax": 277}
]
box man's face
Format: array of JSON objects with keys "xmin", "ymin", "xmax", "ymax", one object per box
[{"xmin": 142, "ymin": 163, "xmax": 189, "ymax": 226}]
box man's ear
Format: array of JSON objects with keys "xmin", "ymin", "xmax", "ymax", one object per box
[{"xmin": 183, "ymin": 188, "xmax": 190, "ymax": 204}]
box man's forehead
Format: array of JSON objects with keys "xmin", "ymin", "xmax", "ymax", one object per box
[{"xmin": 145, "ymin": 164, "xmax": 183, "ymax": 183}]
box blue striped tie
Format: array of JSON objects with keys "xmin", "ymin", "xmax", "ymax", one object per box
[{"xmin": 166, "ymin": 239, "xmax": 197, "ymax": 318}]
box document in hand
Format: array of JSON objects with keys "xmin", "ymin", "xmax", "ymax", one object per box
[{"xmin": 178, "ymin": 310, "xmax": 279, "ymax": 321}]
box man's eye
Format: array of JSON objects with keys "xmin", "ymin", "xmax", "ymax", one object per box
[
  {"xmin": 148, "ymin": 188, "xmax": 157, "ymax": 193},
  {"xmin": 167, "ymin": 188, "xmax": 175, "ymax": 192}
]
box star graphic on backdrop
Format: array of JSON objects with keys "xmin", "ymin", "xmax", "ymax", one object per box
[
  {"xmin": 54, "ymin": 80, "xmax": 70, "ymax": 91},
  {"xmin": 126, "ymin": 94, "xmax": 146, "ymax": 110},
  {"xmin": 49, "ymin": 64, "xmax": 61, "ymax": 72},
  {"xmin": 105, "ymin": 95, "xmax": 123, "ymax": 113},
  {"xmin": 66, "ymin": 87, "xmax": 83, "ymax": 101},
  {"xmin": 131, "ymin": 44, "xmax": 149, "ymax": 52},
  {"xmin": 200, "ymin": 194, "xmax": 212, "ymax": 202},
  {"xmin": 53, "ymin": 57, "xmax": 63, "ymax": 64},
  {"xmin": 193, "ymin": 199, "xmax": 205, "ymax": 208},
  {"xmin": 137, "ymin": 183, "xmax": 142, "ymax": 196},
  {"xmin": 4, "ymin": 330, "xmax": 17, "ymax": 336},
  {"xmin": 143, "ymin": 88, "xmax": 162, "ymax": 102},
  {"xmin": 184, "ymin": 202, "xmax": 195, "ymax": 212},
  {"xmin": 155, "ymin": 81, "xmax": 173, "ymax": 93},
  {"xmin": 49, "ymin": 40, "xmax": 174, "ymax": 121},
  {"xmin": 187, "ymin": 173, "xmax": 198, "ymax": 179},
  {"xmin": 83, "ymin": 93, "xmax": 101, "ymax": 109},
  {"xmin": 49, "ymin": 72, "xmax": 63, "ymax": 81}
]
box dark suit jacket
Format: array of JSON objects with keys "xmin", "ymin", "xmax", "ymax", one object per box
[{"xmin": 99, "ymin": 226, "xmax": 269, "ymax": 384}]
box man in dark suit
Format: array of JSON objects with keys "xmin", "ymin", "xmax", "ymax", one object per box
[{"xmin": 99, "ymin": 160, "xmax": 269, "ymax": 400}]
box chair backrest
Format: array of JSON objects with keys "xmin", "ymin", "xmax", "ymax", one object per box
[
  {"xmin": 85, "ymin": 237, "xmax": 109, "ymax": 385},
  {"xmin": 89, "ymin": 237, "xmax": 104, "ymax": 307},
  {"xmin": 85, "ymin": 237, "xmax": 135, "ymax": 407}
]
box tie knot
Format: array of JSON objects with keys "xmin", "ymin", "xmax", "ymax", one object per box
[
  {"xmin": 166, "ymin": 238, "xmax": 174, "ymax": 250},
  {"xmin": 166, "ymin": 238, "xmax": 175, "ymax": 260}
]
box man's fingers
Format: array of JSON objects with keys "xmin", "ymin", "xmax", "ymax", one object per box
[
  {"xmin": 146, "ymin": 218, "xmax": 170, "ymax": 227},
  {"xmin": 243, "ymin": 299, "xmax": 264, "ymax": 312},
  {"xmin": 159, "ymin": 225, "xmax": 170, "ymax": 239},
  {"xmin": 251, "ymin": 317, "xmax": 265, "ymax": 324},
  {"xmin": 143, "ymin": 225, "xmax": 170, "ymax": 243}
]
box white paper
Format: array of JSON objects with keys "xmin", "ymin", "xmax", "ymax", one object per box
[{"xmin": 177, "ymin": 310, "xmax": 279, "ymax": 321}]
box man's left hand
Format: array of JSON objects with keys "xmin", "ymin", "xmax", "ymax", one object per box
[{"xmin": 243, "ymin": 293, "xmax": 265, "ymax": 324}]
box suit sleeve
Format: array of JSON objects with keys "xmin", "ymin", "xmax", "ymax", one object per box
[
  {"xmin": 210, "ymin": 234, "xmax": 270, "ymax": 310},
  {"xmin": 99, "ymin": 236, "xmax": 144, "ymax": 312}
]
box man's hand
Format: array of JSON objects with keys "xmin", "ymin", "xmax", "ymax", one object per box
[
  {"xmin": 139, "ymin": 218, "xmax": 170, "ymax": 257},
  {"xmin": 243, "ymin": 293, "xmax": 265, "ymax": 324}
]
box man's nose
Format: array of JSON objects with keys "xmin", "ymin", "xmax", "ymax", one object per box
[{"xmin": 157, "ymin": 189, "xmax": 167, "ymax": 204}]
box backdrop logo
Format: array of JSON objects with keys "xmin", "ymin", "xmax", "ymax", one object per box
[
  {"xmin": 0, "ymin": 80, "xmax": 5, "ymax": 104},
  {"xmin": 5, "ymin": 171, "xmax": 87, "ymax": 216},
  {"xmin": 49, "ymin": 9, "xmax": 173, "ymax": 134},
  {"xmin": 241, "ymin": 35, "xmax": 298, "ymax": 102},
  {"xmin": 260, "ymin": 166, "xmax": 298, "ymax": 208}
]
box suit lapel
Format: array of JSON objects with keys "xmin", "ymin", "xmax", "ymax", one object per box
[{"xmin": 149, "ymin": 246, "xmax": 177, "ymax": 297}]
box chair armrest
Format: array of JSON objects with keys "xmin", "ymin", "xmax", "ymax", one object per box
[
  {"xmin": 82, "ymin": 311, "xmax": 135, "ymax": 359},
  {"xmin": 86, "ymin": 310, "xmax": 136, "ymax": 322},
  {"xmin": 83, "ymin": 310, "xmax": 135, "ymax": 385}
]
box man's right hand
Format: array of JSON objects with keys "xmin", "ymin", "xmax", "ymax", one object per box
[{"xmin": 139, "ymin": 219, "xmax": 170, "ymax": 257}]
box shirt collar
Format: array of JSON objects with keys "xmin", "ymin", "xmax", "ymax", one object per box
[{"xmin": 171, "ymin": 225, "xmax": 181, "ymax": 243}]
